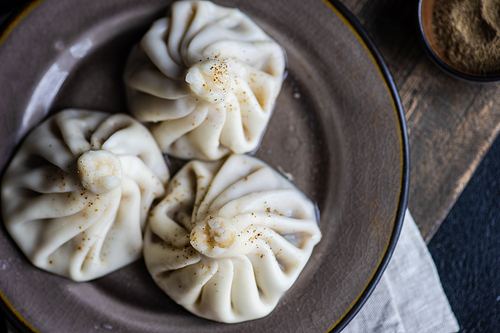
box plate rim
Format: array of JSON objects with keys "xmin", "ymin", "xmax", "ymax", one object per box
[
  {"xmin": 322, "ymin": 0, "xmax": 409, "ymax": 332},
  {"xmin": 0, "ymin": 1, "xmax": 46, "ymax": 332},
  {"xmin": 0, "ymin": 0, "xmax": 410, "ymax": 332}
]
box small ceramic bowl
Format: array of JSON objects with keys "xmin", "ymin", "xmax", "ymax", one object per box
[{"xmin": 418, "ymin": 0, "xmax": 500, "ymax": 82}]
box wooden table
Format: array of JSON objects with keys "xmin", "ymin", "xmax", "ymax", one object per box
[{"xmin": 340, "ymin": 0, "xmax": 500, "ymax": 243}]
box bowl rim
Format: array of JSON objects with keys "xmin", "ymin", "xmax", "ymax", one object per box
[
  {"xmin": 0, "ymin": 0, "xmax": 410, "ymax": 332},
  {"xmin": 417, "ymin": 0, "xmax": 500, "ymax": 83}
]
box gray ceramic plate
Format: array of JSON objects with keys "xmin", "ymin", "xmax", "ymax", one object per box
[{"xmin": 0, "ymin": 0, "xmax": 409, "ymax": 332}]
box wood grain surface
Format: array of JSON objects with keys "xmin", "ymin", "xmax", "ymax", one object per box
[{"xmin": 340, "ymin": 0, "xmax": 500, "ymax": 242}]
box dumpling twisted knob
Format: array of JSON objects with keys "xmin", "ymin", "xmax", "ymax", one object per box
[
  {"xmin": 77, "ymin": 150, "xmax": 122, "ymax": 195},
  {"xmin": 190, "ymin": 216, "xmax": 239, "ymax": 257},
  {"xmin": 186, "ymin": 59, "xmax": 230, "ymax": 104}
]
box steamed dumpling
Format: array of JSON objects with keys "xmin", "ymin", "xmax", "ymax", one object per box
[
  {"xmin": 144, "ymin": 154, "xmax": 321, "ymax": 323},
  {"xmin": 1, "ymin": 110, "xmax": 170, "ymax": 281},
  {"xmin": 124, "ymin": 0, "xmax": 286, "ymax": 161}
]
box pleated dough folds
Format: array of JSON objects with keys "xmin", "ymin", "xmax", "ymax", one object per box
[
  {"xmin": 124, "ymin": 0, "xmax": 286, "ymax": 160},
  {"xmin": 1, "ymin": 109, "xmax": 169, "ymax": 281},
  {"xmin": 144, "ymin": 154, "xmax": 321, "ymax": 323}
]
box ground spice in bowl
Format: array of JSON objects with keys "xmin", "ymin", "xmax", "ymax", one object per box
[{"xmin": 432, "ymin": 0, "xmax": 500, "ymax": 76}]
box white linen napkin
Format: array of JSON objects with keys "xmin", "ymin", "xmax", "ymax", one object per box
[{"xmin": 343, "ymin": 210, "xmax": 459, "ymax": 333}]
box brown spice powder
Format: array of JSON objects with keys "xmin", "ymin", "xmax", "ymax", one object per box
[{"xmin": 432, "ymin": 0, "xmax": 500, "ymax": 75}]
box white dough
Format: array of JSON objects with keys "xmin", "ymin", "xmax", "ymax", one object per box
[
  {"xmin": 143, "ymin": 154, "xmax": 321, "ymax": 323},
  {"xmin": 77, "ymin": 150, "xmax": 122, "ymax": 194},
  {"xmin": 1, "ymin": 110, "xmax": 170, "ymax": 281},
  {"xmin": 124, "ymin": 0, "xmax": 286, "ymax": 160}
]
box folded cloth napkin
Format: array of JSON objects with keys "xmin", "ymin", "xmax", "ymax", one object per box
[{"xmin": 343, "ymin": 210, "xmax": 459, "ymax": 333}]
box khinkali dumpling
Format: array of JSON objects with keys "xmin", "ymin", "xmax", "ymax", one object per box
[
  {"xmin": 144, "ymin": 154, "xmax": 321, "ymax": 323},
  {"xmin": 1, "ymin": 110, "xmax": 170, "ymax": 281},
  {"xmin": 124, "ymin": 0, "xmax": 286, "ymax": 161}
]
